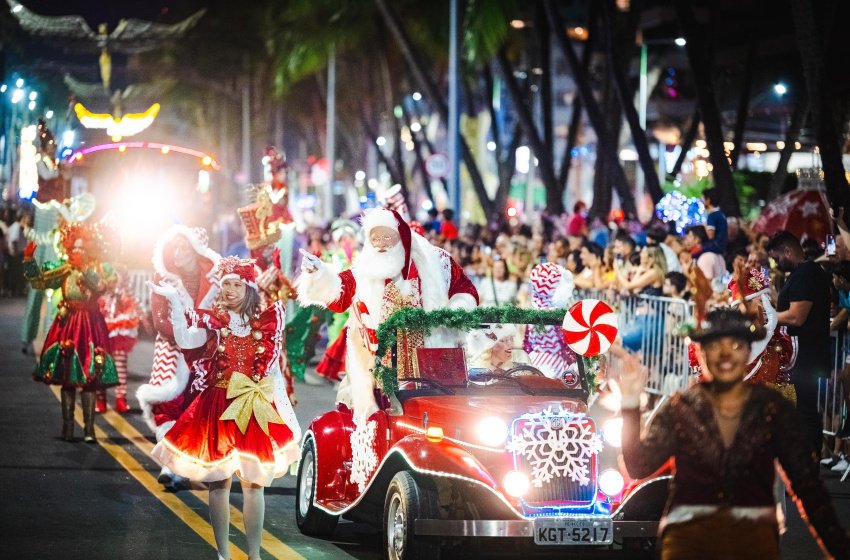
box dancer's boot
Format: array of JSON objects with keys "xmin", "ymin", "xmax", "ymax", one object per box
[
  {"xmin": 61, "ymin": 387, "xmax": 76, "ymax": 441},
  {"xmin": 81, "ymin": 391, "xmax": 97, "ymax": 443},
  {"xmin": 95, "ymin": 389, "xmax": 107, "ymax": 413}
]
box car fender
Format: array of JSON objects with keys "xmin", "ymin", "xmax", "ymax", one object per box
[{"xmin": 306, "ymin": 410, "xmax": 356, "ymax": 504}]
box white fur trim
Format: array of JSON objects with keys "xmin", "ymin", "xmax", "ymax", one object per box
[
  {"xmin": 136, "ymin": 347, "xmax": 190, "ymax": 431},
  {"xmin": 551, "ymin": 269, "xmax": 575, "ymax": 308},
  {"xmin": 449, "ymin": 292, "xmax": 477, "ymax": 311},
  {"xmin": 219, "ymin": 272, "xmax": 258, "ymax": 290},
  {"xmin": 337, "ymin": 326, "xmax": 380, "ymax": 423},
  {"xmin": 296, "ymin": 261, "xmax": 344, "ymax": 307},
  {"xmin": 361, "ymin": 208, "xmax": 400, "ymax": 236},
  {"xmin": 155, "ymin": 421, "xmax": 176, "ymax": 443}
]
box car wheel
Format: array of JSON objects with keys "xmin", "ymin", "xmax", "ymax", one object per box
[
  {"xmin": 295, "ymin": 438, "xmax": 339, "ymax": 535},
  {"xmin": 383, "ymin": 471, "xmax": 440, "ymax": 560}
]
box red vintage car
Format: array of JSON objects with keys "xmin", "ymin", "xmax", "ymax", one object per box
[{"xmin": 295, "ymin": 313, "xmax": 669, "ymax": 559}]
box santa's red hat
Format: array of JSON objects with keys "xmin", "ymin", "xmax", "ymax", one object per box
[
  {"xmin": 217, "ymin": 256, "xmax": 258, "ymax": 289},
  {"xmin": 361, "ymin": 208, "xmax": 412, "ymax": 280}
]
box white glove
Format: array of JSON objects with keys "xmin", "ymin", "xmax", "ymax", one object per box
[
  {"xmin": 299, "ymin": 248, "xmax": 323, "ymax": 274},
  {"xmin": 147, "ymin": 281, "xmax": 206, "ymax": 349}
]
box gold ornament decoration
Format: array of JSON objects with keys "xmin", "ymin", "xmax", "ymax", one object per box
[
  {"xmin": 218, "ymin": 344, "xmax": 226, "ymax": 353},
  {"xmin": 255, "ymin": 345, "xmax": 265, "ymax": 355},
  {"xmin": 252, "ymin": 330, "xmax": 262, "ymax": 341},
  {"xmin": 221, "ymin": 327, "xmax": 230, "ymax": 337}
]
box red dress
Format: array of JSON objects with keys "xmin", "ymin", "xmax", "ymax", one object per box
[{"xmin": 151, "ymin": 301, "xmax": 301, "ymax": 486}]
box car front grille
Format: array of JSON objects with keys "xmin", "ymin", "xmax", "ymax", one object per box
[{"xmin": 509, "ymin": 414, "xmax": 599, "ymax": 508}]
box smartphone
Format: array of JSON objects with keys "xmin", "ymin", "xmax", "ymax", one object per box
[{"xmin": 827, "ymin": 234, "xmax": 836, "ymax": 256}]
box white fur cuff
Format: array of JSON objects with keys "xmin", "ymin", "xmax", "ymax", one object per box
[
  {"xmin": 297, "ymin": 263, "xmax": 343, "ymax": 307},
  {"xmin": 448, "ymin": 292, "xmax": 477, "ymax": 311}
]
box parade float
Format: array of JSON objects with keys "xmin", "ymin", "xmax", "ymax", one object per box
[{"xmin": 295, "ymin": 302, "xmax": 668, "ymax": 558}]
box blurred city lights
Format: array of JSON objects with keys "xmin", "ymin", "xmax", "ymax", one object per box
[
  {"xmin": 774, "ymin": 83, "xmax": 787, "ymax": 95},
  {"xmin": 507, "ymin": 207, "xmax": 518, "ymax": 217},
  {"xmin": 0, "ymin": 85, "xmax": 6, "ymax": 92},
  {"xmin": 487, "ymin": 141, "xmax": 497, "ymax": 151},
  {"xmin": 202, "ymin": 155, "xmax": 213, "ymax": 166},
  {"xmin": 619, "ymin": 148, "xmax": 638, "ymax": 161},
  {"xmin": 422, "ymin": 199, "xmax": 433, "ymax": 210},
  {"xmin": 12, "ymin": 3, "xmax": 22, "ymax": 12},
  {"xmin": 376, "ymin": 136, "xmax": 386, "ymax": 147},
  {"xmin": 29, "ymin": 91, "xmax": 37, "ymax": 100},
  {"xmin": 16, "ymin": 78, "xmax": 23, "ymax": 87},
  {"xmin": 515, "ymin": 146, "xmax": 530, "ymax": 173},
  {"xmin": 412, "ymin": 92, "xmax": 422, "ymax": 101},
  {"xmin": 63, "ymin": 131, "xmax": 75, "ymax": 146},
  {"xmin": 11, "ymin": 89, "xmax": 23, "ymax": 103},
  {"xmin": 674, "ymin": 37, "xmax": 686, "ymax": 46},
  {"xmin": 118, "ymin": 145, "xmax": 126, "ymax": 152},
  {"xmin": 355, "ymin": 170, "xmax": 366, "ymax": 181},
  {"xmin": 161, "ymin": 145, "xmax": 170, "ymax": 154},
  {"xmin": 776, "ymin": 141, "xmax": 785, "ymax": 149},
  {"xmin": 510, "ymin": 20, "xmax": 525, "ymax": 28},
  {"xmin": 45, "ymin": 110, "xmax": 54, "ymax": 118},
  {"xmin": 746, "ymin": 143, "xmax": 767, "ymax": 152},
  {"xmin": 795, "ymin": 142, "xmax": 801, "ymax": 149},
  {"xmin": 28, "ymin": 100, "xmax": 36, "ymax": 110},
  {"xmin": 410, "ymin": 122, "xmax": 421, "ymax": 133}
]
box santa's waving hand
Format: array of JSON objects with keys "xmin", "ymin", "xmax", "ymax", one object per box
[{"xmin": 297, "ymin": 208, "xmax": 478, "ymax": 421}]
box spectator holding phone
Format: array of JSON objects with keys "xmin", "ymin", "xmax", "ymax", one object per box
[{"xmin": 702, "ymin": 187, "xmax": 728, "ymax": 255}]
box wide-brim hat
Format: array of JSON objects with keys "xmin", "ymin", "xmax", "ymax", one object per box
[{"xmin": 689, "ymin": 308, "xmax": 766, "ymax": 344}]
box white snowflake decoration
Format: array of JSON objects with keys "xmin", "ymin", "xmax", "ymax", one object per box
[
  {"xmin": 349, "ymin": 419, "xmax": 378, "ymax": 493},
  {"xmin": 507, "ymin": 407, "xmax": 602, "ymax": 488}
]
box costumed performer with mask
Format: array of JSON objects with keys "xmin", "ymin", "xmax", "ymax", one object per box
[
  {"xmin": 149, "ymin": 257, "xmax": 300, "ymax": 560},
  {"xmin": 136, "ymin": 225, "xmax": 221, "ymax": 489},
  {"xmin": 297, "ymin": 208, "xmax": 478, "ymax": 423}
]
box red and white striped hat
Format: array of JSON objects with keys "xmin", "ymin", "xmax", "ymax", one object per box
[{"xmin": 217, "ymin": 256, "xmax": 258, "ymax": 290}]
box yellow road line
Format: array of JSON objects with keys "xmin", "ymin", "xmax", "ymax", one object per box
[
  {"xmin": 48, "ymin": 386, "xmax": 248, "ymax": 560},
  {"xmin": 101, "ymin": 406, "xmax": 305, "ymax": 560}
]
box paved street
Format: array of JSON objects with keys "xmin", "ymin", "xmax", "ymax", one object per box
[{"xmin": 1, "ymin": 296, "xmax": 848, "ymax": 559}]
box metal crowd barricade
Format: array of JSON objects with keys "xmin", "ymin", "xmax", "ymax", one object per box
[
  {"xmin": 128, "ymin": 269, "xmax": 155, "ymax": 314},
  {"xmin": 570, "ymin": 290, "xmax": 695, "ymax": 396},
  {"xmin": 820, "ymin": 331, "xmax": 848, "ymax": 437}
]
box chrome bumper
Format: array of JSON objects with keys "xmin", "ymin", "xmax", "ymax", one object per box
[{"xmin": 414, "ymin": 519, "xmax": 659, "ymax": 538}]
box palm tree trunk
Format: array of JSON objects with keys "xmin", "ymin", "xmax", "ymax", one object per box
[
  {"xmin": 768, "ymin": 99, "xmax": 808, "ymax": 200},
  {"xmin": 496, "ymin": 49, "xmax": 561, "ymax": 216},
  {"xmin": 790, "ymin": 0, "xmax": 850, "ymax": 212},
  {"xmin": 673, "ymin": 0, "xmax": 741, "ymax": 217},
  {"xmin": 543, "ymin": 0, "xmax": 636, "ymax": 218},
  {"xmin": 559, "ymin": 0, "xmax": 598, "ymax": 191},
  {"xmin": 372, "ymin": 0, "xmax": 495, "ymax": 220},
  {"xmin": 729, "ymin": 28, "xmax": 759, "ymax": 170},
  {"xmin": 601, "ymin": 0, "xmax": 663, "ymax": 205},
  {"xmin": 670, "ymin": 109, "xmax": 700, "ymax": 179},
  {"xmin": 402, "ymin": 108, "xmax": 435, "ymax": 205}
]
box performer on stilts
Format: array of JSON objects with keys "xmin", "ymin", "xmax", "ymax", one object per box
[
  {"xmin": 149, "ymin": 257, "xmax": 300, "ymax": 560},
  {"xmin": 297, "ymin": 208, "xmax": 479, "ymax": 423},
  {"xmin": 27, "ymin": 221, "xmax": 119, "ymax": 442},
  {"xmin": 136, "ymin": 226, "xmax": 220, "ymax": 489},
  {"xmin": 21, "ymin": 119, "xmax": 69, "ymax": 355}
]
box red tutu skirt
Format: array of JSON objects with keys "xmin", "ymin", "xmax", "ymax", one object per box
[
  {"xmin": 316, "ymin": 326, "xmax": 347, "ymax": 381},
  {"xmin": 151, "ymin": 385, "xmax": 299, "ymax": 486}
]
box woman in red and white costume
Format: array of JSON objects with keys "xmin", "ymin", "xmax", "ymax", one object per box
[
  {"xmin": 298, "ymin": 208, "xmax": 478, "ymax": 422},
  {"xmin": 149, "ymin": 257, "xmax": 300, "ymax": 560}
]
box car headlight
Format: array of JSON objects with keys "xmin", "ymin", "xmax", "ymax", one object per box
[
  {"xmin": 598, "ymin": 469, "xmax": 625, "ymax": 497},
  {"xmin": 478, "ymin": 416, "xmax": 508, "ymax": 447},
  {"xmin": 503, "ymin": 470, "xmax": 530, "ymax": 497},
  {"xmin": 602, "ymin": 417, "xmax": 623, "ymax": 448}
]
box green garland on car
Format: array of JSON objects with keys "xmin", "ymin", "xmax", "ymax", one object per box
[{"xmin": 373, "ymin": 306, "xmax": 567, "ymax": 396}]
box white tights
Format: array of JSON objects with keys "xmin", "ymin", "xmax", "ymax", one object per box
[{"xmin": 209, "ymin": 477, "xmax": 265, "ymax": 560}]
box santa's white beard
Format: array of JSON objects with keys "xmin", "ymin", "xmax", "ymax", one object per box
[{"xmin": 354, "ymin": 241, "xmax": 405, "ymax": 281}]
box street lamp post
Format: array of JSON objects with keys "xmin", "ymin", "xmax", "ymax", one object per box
[{"xmin": 447, "ymin": 0, "xmax": 460, "ymax": 216}]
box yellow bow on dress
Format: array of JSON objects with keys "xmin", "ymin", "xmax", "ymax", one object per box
[{"xmin": 219, "ymin": 372, "xmax": 285, "ymax": 435}]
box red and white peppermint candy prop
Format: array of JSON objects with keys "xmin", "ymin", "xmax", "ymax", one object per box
[
  {"xmin": 352, "ymin": 298, "xmax": 379, "ymax": 354},
  {"xmin": 562, "ymin": 299, "xmax": 618, "ymax": 357}
]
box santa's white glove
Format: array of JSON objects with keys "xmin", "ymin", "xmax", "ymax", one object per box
[
  {"xmin": 299, "ymin": 248, "xmax": 323, "ymax": 274},
  {"xmin": 146, "ymin": 281, "xmax": 206, "ymax": 349}
]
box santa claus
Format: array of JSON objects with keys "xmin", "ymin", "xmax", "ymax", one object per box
[
  {"xmin": 136, "ymin": 226, "xmax": 221, "ymax": 488},
  {"xmin": 297, "ymin": 208, "xmax": 478, "ymax": 421}
]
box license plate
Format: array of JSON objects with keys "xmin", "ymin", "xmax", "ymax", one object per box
[{"xmin": 533, "ymin": 518, "xmax": 613, "ymax": 545}]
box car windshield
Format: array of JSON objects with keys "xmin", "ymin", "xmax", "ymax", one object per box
[{"xmin": 393, "ymin": 322, "xmax": 587, "ymax": 397}]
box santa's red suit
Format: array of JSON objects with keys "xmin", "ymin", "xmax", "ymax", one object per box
[
  {"xmin": 136, "ymin": 226, "xmax": 221, "ymax": 443},
  {"xmin": 297, "ymin": 209, "xmax": 478, "ymax": 421}
]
